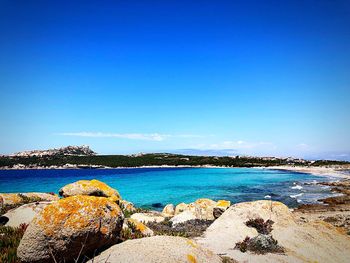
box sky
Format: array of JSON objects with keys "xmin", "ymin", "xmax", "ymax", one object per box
[{"xmin": 0, "ymin": 0, "xmax": 350, "ymax": 160}]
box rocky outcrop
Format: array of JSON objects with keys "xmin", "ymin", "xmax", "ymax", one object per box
[
  {"xmin": 0, "ymin": 193, "xmax": 59, "ymax": 206},
  {"xmin": 17, "ymin": 195, "xmax": 124, "ymax": 263},
  {"xmin": 2, "ymin": 202, "xmax": 51, "ymax": 227},
  {"xmin": 88, "ymin": 236, "xmax": 222, "ymax": 263},
  {"xmin": 162, "ymin": 203, "xmax": 175, "ymax": 217},
  {"xmin": 59, "ymin": 179, "xmax": 121, "ymax": 202},
  {"xmin": 120, "ymin": 200, "xmax": 136, "ymax": 212},
  {"xmin": 175, "ymin": 202, "xmax": 188, "ymax": 215},
  {"xmin": 130, "ymin": 212, "xmax": 165, "ymax": 224},
  {"xmin": 196, "ymin": 200, "xmax": 350, "ymax": 263},
  {"xmin": 172, "ymin": 199, "xmax": 230, "ymax": 222},
  {"xmin": 11, "ymin": 145, "xmax": 96, "ymax": 157}
]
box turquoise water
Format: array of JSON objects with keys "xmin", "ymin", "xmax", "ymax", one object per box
[{"xmin": 0, "ymin": 168, "xmax": 336, "ymax": 208}]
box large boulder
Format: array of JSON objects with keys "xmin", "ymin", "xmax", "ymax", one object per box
[
  {"xmin": 174, "ymin": 199, "xmax": 229, "ymax": 222},
  {"xmin": 2, "ymin": 202, "xmax": 51, "ymax": 227},
  {"xmin": 58, "ymin": 179, "xmax": 121, "ymax": 202},
  {"xmin": 196, "ymin": 200, "xmax": 350, "ymax": 263},
  {"xmin": 162, "ymin": 203, "xmax": 175, "ymax": 217},
  {"xmin": 0, "ymin": 193, "xmax": 59, "ymax": 206},
  {"xmin": 130, "ymin": 212, "xmax": 165, "ymax": 224},
  {"xmin": 17, "ymin": 195, "xmax": 124, "ymax": 263},
  {"xmin": 88, "ymin": 236, "xmax": 222, "ymax": 263}
]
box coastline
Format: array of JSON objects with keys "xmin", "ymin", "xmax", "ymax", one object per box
[{"xmin": 263, "ymin": 165, "xmax": 350, "ymax": 179}]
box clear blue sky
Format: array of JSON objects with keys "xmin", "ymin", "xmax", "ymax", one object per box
[{"xmin": 1, "ymin": 0, "xmax": 350, "ymax": 160}]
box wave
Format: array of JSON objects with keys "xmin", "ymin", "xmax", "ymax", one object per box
[
  {"xmin": 290, "ymin": 193, "xmax": 303, "ymax": 198},
  {"xmin": 291, "ymin": 185, "xmax": 303, "ymax": 190}
]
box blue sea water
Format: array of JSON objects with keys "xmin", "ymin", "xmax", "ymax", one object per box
[{"xmin": 0, "ymin": 168, "xmax": 337, "ymax": 209}]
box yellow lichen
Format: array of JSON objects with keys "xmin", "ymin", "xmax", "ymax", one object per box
[
  {"xmin": 187, "ymin": 254, "xmax": 197, "ymax": 263},
  {"xmin": 62, "ymin": 179, "xmax": 121, "ymax": 201},
  {"xmin": 216, "ymin": 200, "xmax": 230, "ymax": 208},
  {"xmin": 186, "ymin": 239, "xmax": 198, "ymax": 248},
  {"xmin": 35, "ymin": 195, "xmax": 122, "ymax": 236}
]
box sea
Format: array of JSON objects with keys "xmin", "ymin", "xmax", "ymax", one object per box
[{"xmin": 0, "ymin": 167, "xmax": 339, "ymax": 209}]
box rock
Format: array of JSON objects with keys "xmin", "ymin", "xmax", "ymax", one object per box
[
  {"xmin": 175, "ymin": 199, "xmax": 222, "ymax": 220},
  {"xmin": 175, "ymin": 202, "xmax": 188, "ymax": 215},
  {"xmin": 120, "ymin": 200, "xmax": 136, "ymax": 213},
  {"xmin": 17, "ymin": 195, "xmax": 124, "ymax": 263},
  {"xmin": 3, "ymin": 202, "xmax": 51, "ymax": 227},
  {"xmin": 0, "ymin": 195, "xmax": 3, "ymax": 208},
  {"xmin": 130, "ymin": 212, "xmax": 165, "ymax": 224},
  {"xmin": 0, "ymin": 193, "xmax": 59, "ymax": 206},
  {"xmin": 192, "ymin": 198, "xmax": 217, "ymax": 220},
  {"xmin": 213, "ymin": 200, "xmax": 231, "ymax": 219},
  {"xmin": 88, "ymin": 236, "xmax": 222, "ymax": 263},
  {"xmin": 196, "ymin": 200, "xmax": 350, "ymax": 263},
  {"xmin": 125, "ymin": 218, "xmax": 154, "ymax": 236},
  {"xmin": 162, "ymin": 204, "xmax": 175, "ymax": 217},
  {"xmin": 170, "ymin": 210, "xmax": 197, "ymax": 225},
  {"xmin": 58, "ymin": 179, "xmax": 121, "ymax": 202}
]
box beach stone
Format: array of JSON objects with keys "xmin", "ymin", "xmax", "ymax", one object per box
[
  {"xmin": 17, "ymin": 195, "xmax": 124, "ymax": 263},
  {"xmin": 162, "ymin": 203, "xmax": 175, "ymax": 217},
  {"xmin": 213, "ymin": 200, "xmax": 231, "ymax": 219},
  {"xmin": 125, "ymin": 218, "xmax": 154, "ymax": 236},
  {"xmin": 196, "ymin": 200, "xmax": 350, "ymax": 263},
  {"xmin": 175, "ymin": 202, "xmax": 189, "ymax": 215},
  {"xmin": 87, "ymin": 236, "xmax": 222, "ymax": 263},
  {"xmin": 3, "ymin": 202, "xmax": 51, "ymax": 227},
  {"xmin": 170, "ymin": 210, "xmax": 197, "ymax": 225},
  {"xmin": 120, "ymin": 200, "xmax": 136, "ymax": 213},
  {"xmin": 130, "ymin": 212, "xmax": 165, "ymax": 224},
  {"xmin": 0, "ymin": 193, "xmax": 59, "ymax": 206},
  {"xmin": 58, "ymin": 179, "xmax": 121, "ymax": 202}
]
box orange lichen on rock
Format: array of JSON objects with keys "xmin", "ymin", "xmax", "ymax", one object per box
[
  {"xmin": 187, "ymin": 239, "xmax": 198, "ymax": 248},
  {"xmin": 35, "ymin": 195, "xmax": 122, "ymax": 236},
  {"xmin": 59, "ymin": 179, "xmax": 121, "ymax": 202}
]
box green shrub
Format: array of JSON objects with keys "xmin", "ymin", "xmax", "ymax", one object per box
[{"xmin": 0, "ymin": 223, "xmax": 28, "ymax": 263}]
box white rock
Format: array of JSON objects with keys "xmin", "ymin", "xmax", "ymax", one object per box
[
  {"xmin": 130, "ymin": 212, "xmax": 165, "ymax": 223},
  {"xmin": 170, "ymin": 210, "xmax": 197, "ymax": 225},
  {"xmin": 196, "ymin": 200, "xmax": 350, "ymax": 263},
  {"xmin": 3, "ymin": 202, "xmax": 51, "ymax": 227},
  {"xmin": 88, "ymin": 236, "xmax": 222, "ymax": 263}
]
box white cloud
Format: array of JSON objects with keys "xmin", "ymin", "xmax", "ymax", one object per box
[{"xmin": 56, "ymin": 132, "xmax": 205, "ymax": 141}]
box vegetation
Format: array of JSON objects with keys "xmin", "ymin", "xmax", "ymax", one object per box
[
  {"xmin": 3, "ymin": 153, "xmax": 345, "ymax": 169},
  {"xmin": 245, "ymin": 218, "xmax": 274, "ymax": 235},
  {"xmin": 0, "ymin": 224, "xmax": 28, "ymax": 263},
  {"xmin": 119, "ymin": 221, "xmax": 144, "ymax": 241},
  {"xmin": 235, "ymin": 218, "xmax": 284, "ymax": 255},
  {"xmin": 147, "ymin": 218, "xmax": 213, "ymax": 238}
]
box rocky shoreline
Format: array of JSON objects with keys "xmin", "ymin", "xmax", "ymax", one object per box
[{"xmin": 0, "ymin": 177, "xmax": 350, "ymax": 262}]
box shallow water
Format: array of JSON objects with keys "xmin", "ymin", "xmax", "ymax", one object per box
[{"xmin": 0, "ymin": 168, "xmax": 337, "ymax": 209}]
